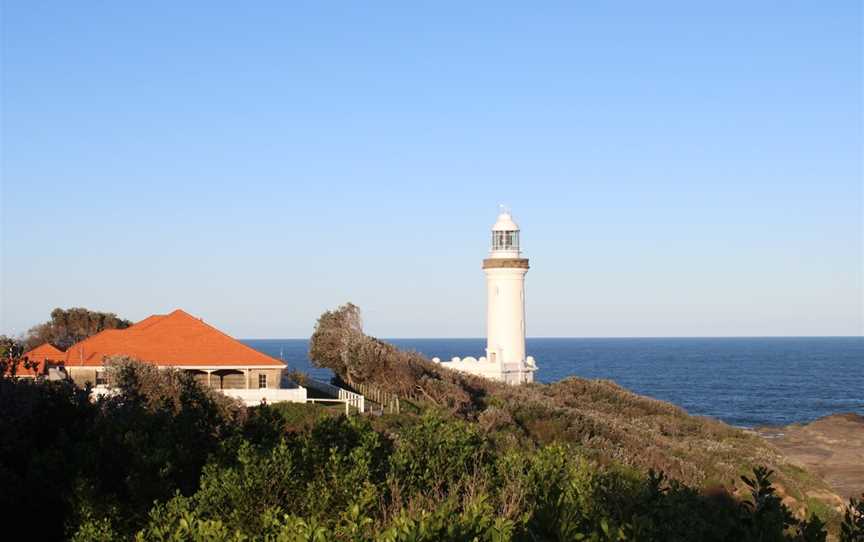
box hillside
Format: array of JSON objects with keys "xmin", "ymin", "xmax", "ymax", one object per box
[{"xmin": 310, "ymin": 303, "xmax": 847, "ymax": 516}]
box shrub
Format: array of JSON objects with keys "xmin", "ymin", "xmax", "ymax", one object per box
[
  {"xmin": 0, "ymin": 378, "xmax": 96, "ymax": 540},
  {"xmin": 4, "ymin": 320, "xmax": 837, "ymax": 541},
  {"xmin": 388, "ymin": 412, "xmax": 488, "ymax": 495},
  {"xmin": 841, "ymin": 494, "xmax": 864, "ymax": 542}
]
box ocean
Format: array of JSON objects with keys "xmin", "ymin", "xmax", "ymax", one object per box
[{"xmin": 243, "ymin": 337, "xmax": 863, "ymax": 428}]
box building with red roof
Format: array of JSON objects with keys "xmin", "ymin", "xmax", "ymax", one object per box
[
  {"xmin": 21, "ymin": 343, "xmax": 66, "ymax": 377},
  {"xmin": 35, "ymin": 309, "xmax": 286, "ymax": 389}
]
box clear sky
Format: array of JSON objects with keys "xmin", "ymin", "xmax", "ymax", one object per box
[{"xmin": 1, "ymin": 1, "xmax": 861, "ymax": 339}]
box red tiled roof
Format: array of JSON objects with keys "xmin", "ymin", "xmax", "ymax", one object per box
[
  {"xmin": 23, "ymin": 343, "xmax": 66, "ymax": 375},
  {"xmin": 63, "ymin": 309, "xmax": 284, "ymax": 368}
]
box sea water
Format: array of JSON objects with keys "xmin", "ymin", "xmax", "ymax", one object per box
[{"xmin": 243, "ymin": 337, "xmax": 863, "ymax": 428}]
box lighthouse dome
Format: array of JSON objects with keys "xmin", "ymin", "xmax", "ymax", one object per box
[{"xmin": 492, "ymin": 212, "xmax": 520, "ymax": 231}]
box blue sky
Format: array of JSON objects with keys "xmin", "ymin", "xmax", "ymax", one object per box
[{"xmin": 1, "ymin": 1, "xmax": 861, "ymax": 338}]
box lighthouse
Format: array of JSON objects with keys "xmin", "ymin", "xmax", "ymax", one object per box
[
  {"xmin": 434, "ymin": 208, "xmax": 537, "ymax": 384},
  {"xmin": 484, "ymin": 208, "xmax": 535, "ymax": 383}
]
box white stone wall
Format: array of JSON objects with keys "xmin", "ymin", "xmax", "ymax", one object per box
[
  {"xmin": 220, "ymin": 387, "xmax": 308, "ymax": 406},
  {"xmin": 434, "ymin": 355, "xmax": 536, "ymax": 384},
  {"xmin": 435, "ymin": 356, "xmax": 505, "ymax": 381}
]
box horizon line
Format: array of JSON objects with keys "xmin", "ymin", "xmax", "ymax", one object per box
[{"xmin": 240, "ymin": 335, "xmax": 864, "ymax": 341}]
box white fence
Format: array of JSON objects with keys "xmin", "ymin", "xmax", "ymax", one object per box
[
  {"xmin": 220, "ymin": 387, "xmax": 308, "ymax": 406},
  {"xmin": 304, "ymin": 379, "xmax": 365, "ymax": 414},
  {"xmin": 338, "ymin": 387, "xmax": 365, "ymax": 413}
]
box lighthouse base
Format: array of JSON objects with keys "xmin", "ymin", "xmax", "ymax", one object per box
[{"xmin": 432, "ymin": 355, "xmax": 537, "ymax": 385}]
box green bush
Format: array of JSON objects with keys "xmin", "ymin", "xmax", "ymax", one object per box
[
  {"xmin": 3, "ymin": 355, "xmax": 843, "ymax": 541},
  {"xmin": 388, "ymin": 412, "xmax": 487, "ymax": 495}
]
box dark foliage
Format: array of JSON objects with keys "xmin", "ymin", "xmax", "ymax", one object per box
[
  {"xmin": 0, "ymin": 377, "xmax": 95, "ymax": 540},
  {"xmin": 0, "ymin": 335, "xmax": 39, "ymax": 376},
  {"xmin": 23, "ymin": 307, "xmax": 132, "ymax": 351},
  {"xmin": 842, "ymin": 494, "xmax": 864, "ymax": 542},
  {"xmin": 736, "ymin": 467, "xmax": 827, "ymax": 542},
  {"xmin": 0, "ymin": 358, "xmax": 243, "ymax": 539}
]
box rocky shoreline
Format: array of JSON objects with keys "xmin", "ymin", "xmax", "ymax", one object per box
[{"xmin": 756, "ymin": 413, "xmax": 864, "ymax": 500}]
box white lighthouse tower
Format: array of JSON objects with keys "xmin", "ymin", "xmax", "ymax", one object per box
[
  {"xmin": 435, "ymin": 208, "xmax": 537, "ymax": 384},
  {"xmin": 484, "ymin": 208, "xmax": 536, "ymax": 383}
]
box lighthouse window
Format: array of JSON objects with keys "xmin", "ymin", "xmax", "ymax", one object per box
[{"xmin": 493, "ymin": 231, "xmax": 519, "ymax": 251}]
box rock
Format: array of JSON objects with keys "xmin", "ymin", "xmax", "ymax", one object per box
[{"xmin": 757, "ymin": 413, "xmax": 864, "ymax": 500}]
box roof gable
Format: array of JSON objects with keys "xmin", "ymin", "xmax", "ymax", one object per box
[
  {"xmin": 22, "ymin": 343, "xmax": 66, "ymax": 375},
  {"xmin": 25, "ymin": 343, "xmax": 65, "ymax": 359}
]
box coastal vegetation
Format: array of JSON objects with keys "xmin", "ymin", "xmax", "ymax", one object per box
[
  {"xmin": 310, "ymin": 305, "xmax": 843, "ymax": 503},
  {"xmin": 0, "ymin": 361, "xmax": 848, "ymax": 541},
  {"xmin": 1, "ymin": 304, "xmax": 861, "ymax": 540}
]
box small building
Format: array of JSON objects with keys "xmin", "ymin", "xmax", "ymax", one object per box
[{"xmin": 43, "ymin": 309, "xmax": 287, "ymax": 390}]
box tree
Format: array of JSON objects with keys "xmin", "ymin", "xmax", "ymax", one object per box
[
  {"xmin": 23, "ymin": 307, "xmax": 132, "ymax": 351},
  {"xmin": 308, "ymin": 302, "xmax": 363, "ymax": 377},
  {"xmin": 0, "ymin": 335, "xmax": 38, "ymax": 377}
]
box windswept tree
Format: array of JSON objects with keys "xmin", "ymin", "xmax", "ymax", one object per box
[
  {"xmin": 23, "ymin": 307, "xmax": 132, "ymax": 351},
  {"xmin": 308, "ymin": 302, "xmax": 364, "ymax": 376},
  {"xmin": 309, "ymin": 303, "xmax": 495, "ymax": 415}
]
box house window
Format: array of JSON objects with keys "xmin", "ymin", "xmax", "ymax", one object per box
[
  {"xmin": 95, "ymin": 371, "xmax": 107, "ymax": 386},
  {"xmin": 258, "ymin": 374, "xmax": 267, "ymax": 388}
]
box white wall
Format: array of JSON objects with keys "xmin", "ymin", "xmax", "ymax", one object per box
[
  {"xmin": 438, "ymin": 356, "xmax": 504, "ymax": 381},
  {"xmin": 220, "ymin": 387, "xmax": 308, "ymax": 406}
]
